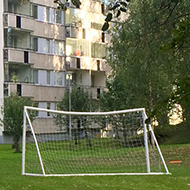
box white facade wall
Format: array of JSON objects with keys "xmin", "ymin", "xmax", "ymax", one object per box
[
  {"xmin": 0, "ymin": 0, "xmax": 4, "ymax": 142},
  {"xmin": 1, "ymin": 0, "xmax": 110, "ymax": 144}
]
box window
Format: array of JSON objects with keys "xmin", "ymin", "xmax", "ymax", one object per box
[
  {"xmin": 91, "ymin": 22, "xmax": 102, "ymax": 30},
  {"xmin": 31, "ymin": 4, "xmax": 37, "ymax": 19},
  {"xmin": 46, "ymin": 39, "xmax": 50, "ymax": 53},
  {"xmin": 4, "ymin": 29, "xmax": 17, "ymax": 48},
  {"xmin": 38, "ymin": 102, "xmax": 47, "ymax": 117},
  {"xmin": 46, "ymin": 7, "xmax": 50, "ymax": 22},
  {"xmin": 16, "ymin": 16, "xmax": 21, "ymax": 28},
  {"xmin": 38, "ymin": 6, "xmax": 46, "ymax": 22},
  {"xmin": 38, "ymin": 38, "xmax": 46, "ymax": 53},
  {"xmin": 17, "ymin": 84, "xmax": 22, "ymax": 96},
  {"xmin": 24, "ymin": 51, "xmax": 29, "ymax": 63},
  {"xmin": 97, "ymin": 60, "xmax": 100, "ymax": 70},
  {"xmin": 33, "ymin": 37, "xmax": 38, "ymax": 51},
  {"xmin": 77, "ymin": 58, "xmax": 80, "ymax": 68},
  {"xmin": 35, "ymin": 38, "xmax": 55, "ymax": 54},
  {"xmin": 97, "ymin": 88, "xmax": 101, "ymax": 99},
  {"xmin": 101, "ymin": 3, "xmax": 105, "ymax": 14},
  {"xmin": 8, "ymin": 2, "xmax": 15, "ymax": 13},
  {"xmin": 49, "ymin": 8, "xmax": 55, "ymax": 23},
  {"xmin": 38, "ymin": 70, "xmax": 46, "ymax": 85},
  {"xmin": 47, "ymin": 71, "xmax": 50, "ymax": 85},
  {"xmin": 37, "ymin": 102, "xmax": 56, "ymax": 117},
  {"xmin": 33, "ymin": 70, "xmax": 65, "ymax": 86},
  {"xmin": 102, "ymin": 32, "xmax": 105, "ymax": 43},
  {"xmin": 91, "ymin": 43, "xmax": 106, "ymax": 58},
  {"xmin": 82, "ymin": 28, "xmax": 86, "ymax": 39},
  {"xmin": 55, "ymin": 10, "xmax": 62, "ymax": 24},
  {"xmin": 33, "ymin": 70, "xmax": 38, "ymax": 84},
  {"xmin": 54, "ymin": 40, "xmax": 64, "ymax": 55},
  {"xmin": 54, "ymin": 72, "xmax": 64, "ymax": 86}
]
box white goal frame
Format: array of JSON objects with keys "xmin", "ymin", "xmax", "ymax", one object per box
[{"xmin": 22, "ymin": 106, "xmax": 170, "ymax": 176}]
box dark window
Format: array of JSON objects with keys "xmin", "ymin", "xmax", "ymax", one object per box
[
  {"xmin": 16, "ymin": 16, "xmax": 21, "ymax": 28},
  {"xmin": 97, "ymin": 88, "xmax": 101, "ymax": 99},
  {"xmin": 82, "ymin": 28, "xmax": 86, "ymax": 39},
  {"xmin": 97, "ymin": 60, "xmax": 100, "ymax": 70},
  {"xmin": 102, "ymin": 32, "xmax": 105, "ymax": 43},
  {"xmin": 101, "ymin": 4, "xmax": 105, "ymax": 14},
  {"xmin": 24, "ymin": 51, "xmax": 29, "ymax": 63},
  {"xmin": 77, "ymin": 58, "xmax": 80, "ymax": 68},
  {"xmin": 17, "ymin": 84, "xmax": 22, "ymax": 96}
]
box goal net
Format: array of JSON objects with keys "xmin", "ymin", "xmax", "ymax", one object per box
[{"xmin": 22, "ymin": 106, "xmax": 170, "ymax": 176}]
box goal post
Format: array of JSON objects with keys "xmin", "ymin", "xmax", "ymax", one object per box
[{"xmin": 22, "ymin": 106, "xmax": 170, "ymax": 176}]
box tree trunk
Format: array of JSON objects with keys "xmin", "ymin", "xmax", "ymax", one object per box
[
  {"xmin": 149, "ymin": 80, "xmax": 155, "ymax": 149},
  {"xmin": 13, "ymin": 135, "xmax": 21, "ymax": 153},
  {"xmin": 13, "ymin": 142, "xmax": 20, "ymax": 153}
]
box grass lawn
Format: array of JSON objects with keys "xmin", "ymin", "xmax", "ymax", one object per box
[{"xmin": 0, "ymin": 144, "xmax": 190, "ymax": 190}]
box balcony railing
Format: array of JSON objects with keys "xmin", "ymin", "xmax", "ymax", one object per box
[
  {"xmin": 4, "ymin": 0, "xmax": 31, "ymax": 17},
  {"xmin": 3, "ymin": 13, "xmax": 34, "ymax": 31},
  {"xmin": 4, "ymin": 49, "xmax": 34, "ymax": 64},
  {"xmin": 4, "ymin": 82, "xmax": 67, "ymax": 101}
]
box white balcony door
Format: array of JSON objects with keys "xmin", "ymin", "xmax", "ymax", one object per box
[
  {"xmin": 38, "ymin": 70, "xmax": 46, "ymax": 85},
  {"xmin": 38, "ymin": 6, "xmax": 46, "ymax": 22}
]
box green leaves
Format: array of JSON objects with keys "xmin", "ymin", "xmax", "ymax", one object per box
[
  {"xmin": 0, "ymin": 93, "xmax": 33, "ymax": 152},
  {"xmin": 102, "ymin": 0, "xmax": 130, "ymax": 31},
  {"xmin": 54, "ymin": 0, "xmax": 81, "ymax": 11},
  {"xmin": 102, "ymin": 22, "xmax": 109, "ymax": 32},
  {"xmin": 105, "ymin": 13, "xmax": 113, "ymax": 22},
  {"xmin": 71, "ymin": 0, "xmax": 81, "ymax": 8}
]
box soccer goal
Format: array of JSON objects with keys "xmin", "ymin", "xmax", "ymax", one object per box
[{"xmin": 22, "ymin": 106, "xmax": 170, "ymax": 176}]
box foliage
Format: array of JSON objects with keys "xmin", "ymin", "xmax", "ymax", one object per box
[
  {"xmin": 102, "ymin": 0, "xmax": 130, "ymax": 31},
  {"xmin": 57, "ymin": 85, "xmax": 92, "ymax": 112},
  {"xmin": 0, "ymin": 93, "xmax": 33, "ymax": 152},
  {"xmin": 54, "ymin": 0, "xmax": 81, "ymax": 11},
  {"xmin": 101, "ymin": 0, "xmax": 190, "ymax": 133},
  {"xmin": 55, "ymin": 85, "xmax": 95, "ymax": 146},
  {"xmin": 103, "ymin": 1, "xmax": 173, "ymax": 119}
]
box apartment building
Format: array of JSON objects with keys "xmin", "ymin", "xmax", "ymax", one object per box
[{"xmin": 0, "ymin": 0, "xmax": 110, "ymax": 143}]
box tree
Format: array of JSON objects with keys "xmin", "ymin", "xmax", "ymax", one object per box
[
  {"xmin": 101, "ymin": 0, "xmax": 190, "ymax": 137},
  {"xmin": 55, "ymin": 85, "xmax": 96, "ymax": 146},
  {"xmin": 103, "ymin": 0, "xmax": 172, "ymax": 115},
  {"xmin": 0, "ymin": 93, "xmax": 33, "ymax": 152}
]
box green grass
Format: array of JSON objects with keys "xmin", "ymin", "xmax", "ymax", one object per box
[
  {"xmin": 24, "ymin": 140, "xmax": 161, "ymax": 174},
  {"xmin": 0, "ymin": 144, "xmax": 190, "ymax": 190}
]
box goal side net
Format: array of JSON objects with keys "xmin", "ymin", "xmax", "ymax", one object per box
[{"xmin": 22, "ymin": 106, "xmax": 170, "ymax": 176}]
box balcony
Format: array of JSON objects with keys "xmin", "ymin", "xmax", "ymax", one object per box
[
  {"xmin": 4, "ymin": 28, "xmax": 31, "ymax": 50},
  {"xmin": 85, "ymin": 86, "xmax": 105, "ymax": 99},
  {"xmin": 4, "ymin": 0, "xmax": 31, "ymax": 17},
  {"xmin": 65, "ymin": 56, "xmax": 109, "ymax": 72},
  {"xmin": 65, "ymin": 26, "xmax": 80, "ymax": 38},
  {"xmin": 4, "ymin": 13, "xmax": 34, "ymax": 31},
  {"xmin": 4, "ymin": 49, "xmax": 34, "ymax": 65},
  {"xmin": 66, "ymin": 56, "xmax": 82, "ymax": 70},
  {"xmin": 33, "ymin": 53, "xmax": 65, "ymax": 70},
  {"xmin": 4, "ymin": 82, "xmax": 67, "ymax": 102}
]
